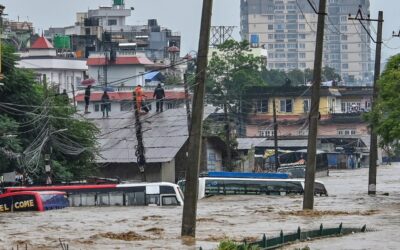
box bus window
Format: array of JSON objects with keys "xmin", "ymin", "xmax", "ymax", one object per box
[
  {"xmin": 161, "ymin": 195, "xmax": 179, "ymax": 206},
  {"xmin": 160, "ymin": 185, "xmax": 175, "ymax": 194},
  {"xmin": 109, "ymin": 192, "xmax": 123, "ymax": 206},
  {"xmin": 126, "ymin": 192, "xmax": 145, "ymax": 206},
  {"xmin": 69, "ymin": 194, "xmax": 81, "ymax": 206},
  {"xmin": 98, "ymin": 193, "xmax": 110, "ymax": 206},
  {"xmin": 81, "ymin": 193, "xmax": 96, "ymax": 206},
  {"xmin": 146, "ymin": 194, "xmax": 160, "ymax": 206}
]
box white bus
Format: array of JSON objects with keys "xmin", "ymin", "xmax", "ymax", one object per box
[
  {"xmin": 178, "ymin": 178, "xmax": 328, "ymax": 199},
  {"xmin": 4, "ymin": 182, "xmax": 184, "ymax": 207}
]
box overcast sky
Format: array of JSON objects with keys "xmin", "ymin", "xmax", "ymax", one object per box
[{"xmin": 2, "ymin": 0, "xmax": 400, "ymax": 62}]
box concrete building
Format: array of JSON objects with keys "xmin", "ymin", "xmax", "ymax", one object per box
[
  {"xmin": 44, "ymin": 0, "xmax": 181, "ymax": 61},
  {"xmin": 240, "ymin": 0, "xmax": 373, "ymax": 85},
  {"xmin": 244, "ymin": 85, "xmax": 372, "ymax": 138},
  {"xmin": 17, "ymin": 36, "xmax": 87, "ymax": 96},
  {"xmin": 86, "ymin": 50, "xmax": 153, "ymax": 87}
]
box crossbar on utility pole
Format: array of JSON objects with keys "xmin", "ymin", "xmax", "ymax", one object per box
[
  {"xmin": 181, "ymin": 0, "xmax": 213, "ymax": 237},
  {"xmin": 303, "ymin": 0, "xmax": 327, "ymax": 210}
]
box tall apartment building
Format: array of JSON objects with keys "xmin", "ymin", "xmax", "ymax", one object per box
[{"xmin": 241, "ymin": 0, "xmax": 373, "ymax": 85}]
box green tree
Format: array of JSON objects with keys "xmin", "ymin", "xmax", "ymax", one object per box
[
  {"xmin": 366, "ymin": 54, "xmax": 400, "ymax": 155},
  {"xmin": 0, "ymin": 45, "xmax": 98, "ymax": 182},
  {"xmin": 206, "ymin": 40, "xmax": 266, "ymax": 170},
  {"xmin": 322, "ymin": 66, "xmax": 341, "ymax": 82}
]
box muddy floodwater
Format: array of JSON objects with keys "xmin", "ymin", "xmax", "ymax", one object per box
[{"xmin": 1, "ymin": 164, "xmax": 399, "ymax": 250}]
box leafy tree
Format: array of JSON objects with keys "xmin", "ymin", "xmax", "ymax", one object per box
[
  {"xmin": 261, "ymin": 67, "xmax": 341, "ymax": 86},
  {"xmin": 322, "ymin": 66, "xmax": 341, "ymax": 82},
  {"xmin": 0, "ymin": 45, "xmax": 98, "ymax": 182},
  {"xmin": 206, "ymin": 40, "xmax": 266, "ymax": 170},
  {"xmin": 365, "ymin": 54, "xmax": 400, "ymax": 156}
]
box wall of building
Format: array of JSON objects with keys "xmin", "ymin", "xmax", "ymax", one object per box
[
  {"xmin": 88, "ymin": 64, "xmax": 145, "ymax": 87},
  {"xmin": 98, "ymin": 162, "xmax": 161, "ymax": 182},
  {"xmin": 161, "ymin": 160, "xmax": 175, "ymax": 183}
]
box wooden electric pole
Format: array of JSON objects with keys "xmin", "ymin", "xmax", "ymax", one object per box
[
  {"xmin": 368, "ymin": 11, "xmax": 383, "ymax": 195},
  {"xmin": 303, "ymin": 0, "xmax": 327, "ymax": 210},
  {"xmin": 181, "ymin": 0, "xmax": 213, "ymax": 237},
  {"xmin": 273, "ymin": 98, "xmax": 279, "ymax": 171},
  {"xmin": 183, "ymin": 73, "xmax": 191, "ymax": 132},
  {"xmin": 349, "ymin": 9, "xmax": 383, "ymax": 195}
]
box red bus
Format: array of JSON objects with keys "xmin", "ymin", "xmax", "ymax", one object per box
[
  {"xmin": 0, "ymin": 191, "xmax": 69, "ymax": 212},
  {"xmin": 4, "ymin": 182, "xmax": 184, "ymax": 207}
]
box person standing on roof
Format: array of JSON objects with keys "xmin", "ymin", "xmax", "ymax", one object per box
[
  {"xmin": 153, "ymin": 83, "xmax": 165, "ymax": 112},
  {"xmin": 101, "ymin": 91, "xmax": 110, "ymax": 118},
  {"xmin": 134, "ymin": 84, "xmax": 146, "ymax": 112},
  {"xmin": 84, "ymin": 85, "xmax": 91, "ymax": 114}
]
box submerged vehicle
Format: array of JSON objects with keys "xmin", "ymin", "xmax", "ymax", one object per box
[
  {"xmin": 0, "ymin": 191, "xmax": 69, "ymax": 212},
  {"xmin": 178, "ymin": 177, "xmax": 328, "ymax": 199},
  {"xmin": 3, "ymin": 182, "xmax": 184, "ymax": 207}
]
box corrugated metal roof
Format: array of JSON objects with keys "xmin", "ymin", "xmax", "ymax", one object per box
[{"xmin": 90, "ymin": 107, "xmax": 215, "ymax": 163}]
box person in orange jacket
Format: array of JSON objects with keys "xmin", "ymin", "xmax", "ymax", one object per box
[{"xmin": 134, "ymin": 84, "xmax": 146, "ymax": 112}]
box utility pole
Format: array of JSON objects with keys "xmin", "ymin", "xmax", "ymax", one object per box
[
  {"xmin": 223, "ymin": 97, "xmax": 232, "ymax": 171},
  {"xmin": 183, "ymin": 73, "xmax": 191, "ymax": 132},
  {"xmin": 133, "ymin": 92, "xmax": 146, "ymax": 182},
  {"xmin": 273, "ymin": 98, "xmax": 280, "ymax": 171},
  {"xmin": 303, "ymin": 0, "xmax": 327, "ymax": 210},
  {"xmin": 349, "ymin": 8, "xmax": 383, "ymax": 195},
  {"xmin": 43, "ymin": 74, "xmax": 52, "ymax": 185},
  {"xmin": 181, "ymin": 0, "xmax": 213, "ymax": 237}
]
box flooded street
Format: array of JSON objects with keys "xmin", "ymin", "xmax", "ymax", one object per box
[{"xmin": 1, "ymin": 164, "xmax": 399, "ymax": 250}]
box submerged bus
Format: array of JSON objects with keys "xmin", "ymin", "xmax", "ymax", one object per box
[
  {"xmin": 0, "ymin": 191, "xmax": 69, "ymax": 212},
  {"xmin": 178, "ymin": 177, "xmax": 328, "ymax": 199},
  {"xmin": 4, "ymin": 182, "xmax": 184, "ymax": 207}
]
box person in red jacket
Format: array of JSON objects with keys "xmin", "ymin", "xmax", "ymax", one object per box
[{"xmin": 134, "ymin": 84, "xmax": 146, "ymax": 112}]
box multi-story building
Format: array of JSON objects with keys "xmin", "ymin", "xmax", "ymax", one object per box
[
  {"xmin": 17, "ymin": 36, "xmax": 87, "ymax": 96},
  {"xmin": 44, "ymin": 0, "xmax": 181, "ymax": 61},
  {"xmin": 244, "ymin": 85, "xmax": 372, "ymax": 138},
  {"xmin": 240, "ymin": 0, "xmax": 373, "ymax": 85}
]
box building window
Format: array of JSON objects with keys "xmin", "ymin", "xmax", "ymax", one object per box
[
  {"xmin": 303, "ymin": 99, "xmax": 311, "ymax": 113},
  {"xmin": 342, "ymin": 63, "xmax": 349, "ymax": 69},
  {"xmin": 268, "ymin": 24, "xmax": 273, "ymax": 30},
  {"xmin": 342, "ymin": 44, "xmax": 348, "ymax": 50},
  {"xmin": 299, "ymin": 53, "xmax": 306, "ymax": 58},
  {"xmin": 280, "ymin": 99, "xmax": 293, "ymax": 113},
  {"xmin": 259, "ymin": 130, "xmax": 275, "ymax": 137},
  {"xmin": 337, "ymin": 129, "xmax": 356, "ymax": 135},
  {"xmin": 108, "ymin": 19, "xmax": 117, "ymax": 26},
  {"xmin": 299, "ymin": 43, "xmax": 305, "ymax": 49},
  {"xmin": 94, "ymin": 103, "xmax": 100, "ymax": 112},
  {"xmin": 256, "ymin": 99, "xmax": 268, "ymax": 113},
  {"xmin": 341, "ymin": 101, "xmax": 361, "ymax": 113},
  {"xmin": 299, "ymin": 24, "xmax": 305, "ymax": 30}
]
